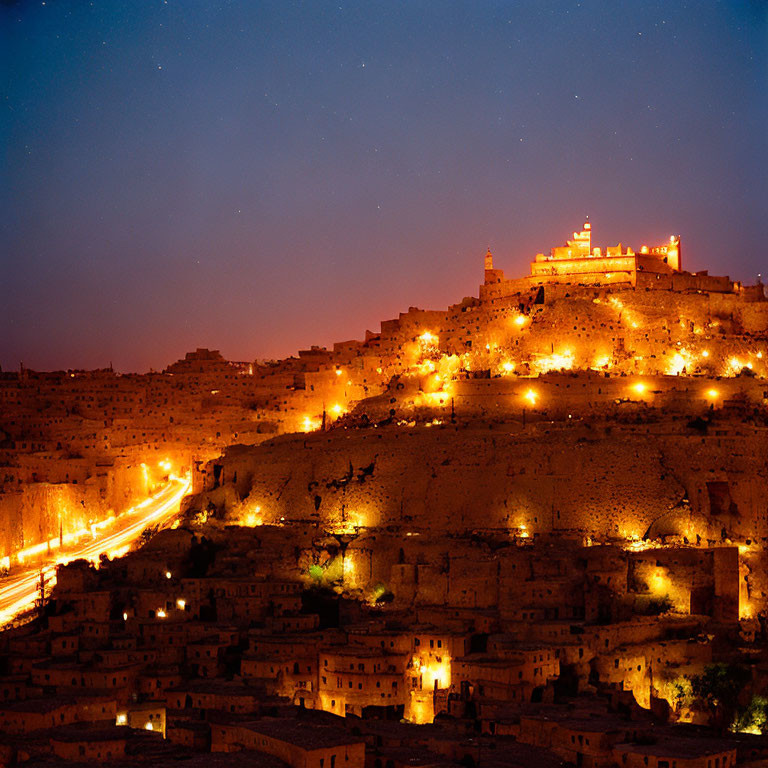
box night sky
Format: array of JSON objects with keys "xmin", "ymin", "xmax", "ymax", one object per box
[{"xmin": 2, "ymin": 1, "xmax": 766, "ymax": 373}]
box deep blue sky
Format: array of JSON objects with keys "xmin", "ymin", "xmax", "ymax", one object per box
[{"xmin": 2, "ymin": 1, "xmax": 766, "ymax": 372}]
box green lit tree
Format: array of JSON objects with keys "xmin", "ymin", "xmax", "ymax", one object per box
[{"xmin": 686, "ymin": 664, "xmax": 751, "ymax": 732}]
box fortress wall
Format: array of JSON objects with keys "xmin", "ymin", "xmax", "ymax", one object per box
[
  {"xmin": 447, "ymin": 374, "xmax": 766, "ymax": 416},
  {"xmin": 358, "ymin": 373, "xmax": 765, "ymax": 428},
  {"xmin": 427, "ymin": 287, "xmax": 765, "ymax": 377}
]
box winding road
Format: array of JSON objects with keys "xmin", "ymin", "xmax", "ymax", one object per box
[{"xmin": 0, "ymin": 475, "xmax": 190, "ymax": 626}]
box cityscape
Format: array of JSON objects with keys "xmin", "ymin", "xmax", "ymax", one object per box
[{"xmin": 2, "ymin": 2, "xmax": 767, "ymax": 768}]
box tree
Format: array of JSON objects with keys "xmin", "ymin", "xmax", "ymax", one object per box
[
  {"xmin": 686, "ymin": 663, "xmax": 751, "ymax": 732},
  {"xmin": 733, "ymin": 695, "xmax": 768, "ymax": 734}
]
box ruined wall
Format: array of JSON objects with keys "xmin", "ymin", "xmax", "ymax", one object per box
[
  {"xmin": 195, "ymin": 419, "xmax": 768, "ymax": 543},
  {"xmin": 0, "ymin": 484, "xmax": 102, "ymax": 561},
  {"xmin": 0, "ymin": 460, "xmax": 172, "ymax": 562}
]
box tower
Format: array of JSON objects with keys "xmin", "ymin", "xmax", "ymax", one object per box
[
  {"xmin": 566, "ymin": 220, "xmax": 592, "ymax": 258},
  {"xmin": 482, "ymin": 247, "xmax": 505, "ymax": 288}
]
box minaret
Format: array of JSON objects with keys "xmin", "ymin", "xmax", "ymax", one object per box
[
  {"xmin": 567, "ymin": 219, "xmax": 591, "ymax": 257},
  {"xmin": 483, "ymin": 246, "xmax": 504, "ymax": 286}
]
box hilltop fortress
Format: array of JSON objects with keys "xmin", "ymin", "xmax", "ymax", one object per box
[
  {"xmin": 181, "ymin": 222, "xmax": 768, "ymax": 548},
  {"xmin": 499, "ymin": 220, "xmax": 683, "ymax": 287},
  {"xmin": 2, "ymin": 222, "xmax": 767, "ymax": 565}
]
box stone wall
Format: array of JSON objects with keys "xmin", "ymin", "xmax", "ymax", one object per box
[{"xmin": 193, "ymin": 418, "xmax": 768, "ymax": 544}]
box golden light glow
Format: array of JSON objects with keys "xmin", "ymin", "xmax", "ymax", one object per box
[
  {"xmin": 145, "ymin": 722, "xmax": 154, "ymax": 731},
  {"xmin": 331, "ymin": 509, "xmax": 366, "ymax": 536},
  {"xmin": 301, "ymin": 415, "xmax": 322, "ymax": 432},
  {"xmin": 649, "ymin": 567, "xmax": 669, "ymax": 596},
  {"xmin": 418, "ymin": 331, "xmax": 438, "ymax": 345},
  {"xmin": 623, "ymin": 538, "xmax": 659, "ymax": 552},
  {"xmin": 534, "ymin": 349, "xmax": 574, "ymax": 373},
  {"xmin": 176, "ymin": 599, "xmax": 186, "ymax": 610},
  {"xmin": 156, "ymin": 609, "xmax": 166, "ymax": 618},
  {"xmin": 414, "ymin": 655, "xmax": 451, "ymax": 689},
  {"xmin": 701, "ymin": 350, "xmax": 709, "ymax": 358},
  {"xmin": 418, "ymin": 359, "xmax": 436, "ymax": 374},
  {"xmin": 0, "ymin": 476, "xmax": 191, "ymax": 627},
  {"xmin": 245, "ymin": 506, "xmax": 262, "ymax": 527},
  {"xmin": 407, "ymin": 691, "xmax": 434, "ymax": 724},
  {"xmin": 706, "ymin": 389, "xmax": 719, "ymax": 400},
  {"xmin": 632, "ymin": 382, "xmax": 646, "ymax": 395},
  {"xmin": 165, "ymin": 571, "xmax": 172, "ymax": 579},
  {"xmin": 116, "ymin": 714, "xmax": 127, "ymax": 725},
  {"xmin": 513, "ymin": 314, "xmax": 527, "ymax": 327},
  {"xmin": 501, "ymin": 361, "xmax": 515, "ymax": 373},
  {"xmin": 666, "ymin": 350, "xmax": 692, "ymax": 376},
  {"xmin": 523, "ymin": 389, "xmax": 537, "ymax": 406},
  {"xmin": 335, "ymin": 368, "xmax": 343, "ymax": 376},
  {"xmin": 415, "ymin": 390, "xmax": 450, "ymax": 407}
]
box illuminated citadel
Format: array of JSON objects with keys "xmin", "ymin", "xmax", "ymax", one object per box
[{"xmin": 2, "ymin": 223, "xmax": 768, "ymax": 766}]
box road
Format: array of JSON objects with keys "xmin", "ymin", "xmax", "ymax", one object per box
[{"xmin": 0, "ymin": 475, "xmax": 190, "ymax": 627}]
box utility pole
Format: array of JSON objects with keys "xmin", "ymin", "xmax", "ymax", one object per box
[{"xmin": 36, "ymin": 570, "xmax": 48, "ymax": 620}]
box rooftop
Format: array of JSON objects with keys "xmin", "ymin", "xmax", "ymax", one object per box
[{"xmin": 237, "ymin": 718, "xmax": 365, "ymax": 750}]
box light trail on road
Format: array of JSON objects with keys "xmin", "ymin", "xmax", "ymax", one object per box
[{"xmin": 0, "ymin": 476, "xmax": 190, "ymax": 626}]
